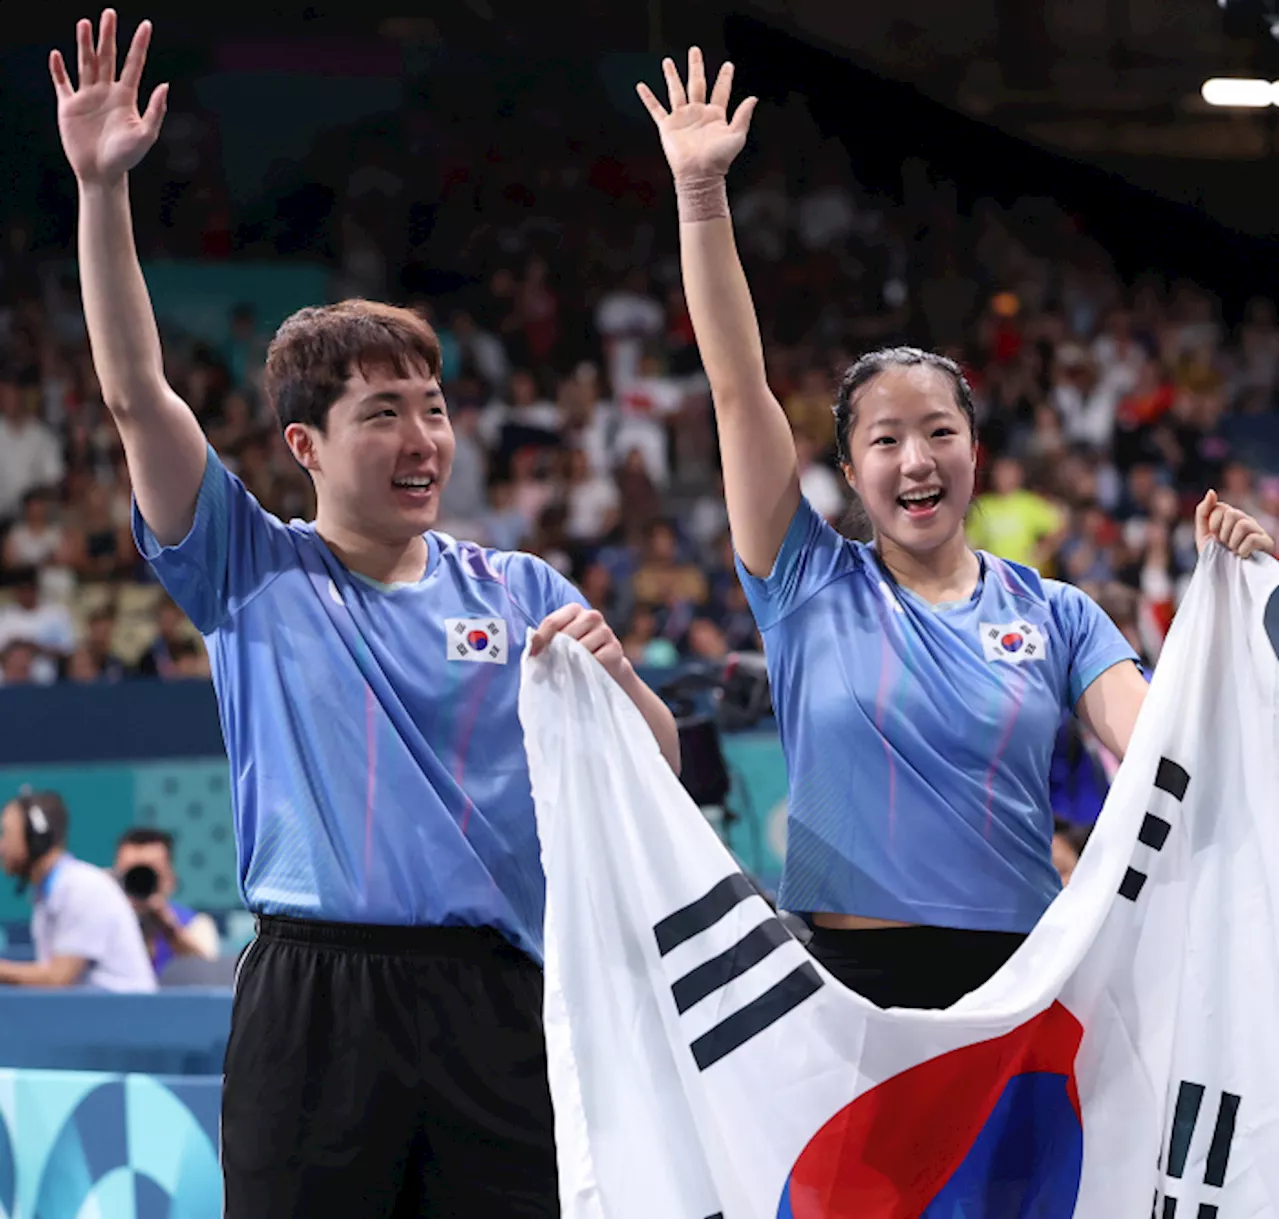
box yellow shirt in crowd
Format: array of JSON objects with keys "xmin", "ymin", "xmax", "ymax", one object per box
[{"xmin": 966, "ymin": 490, "xmax": 1065, "ymax": 571}]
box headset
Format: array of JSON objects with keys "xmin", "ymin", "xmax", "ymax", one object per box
[{"xmin": 11, "ymin": 787, "xmax": 68, "ymax": 892}]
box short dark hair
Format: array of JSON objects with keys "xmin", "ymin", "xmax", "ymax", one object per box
[
  {"xmin": 264, "ymin": 299, "xmax": 444, "ymax": 435},
  {"xmin": 118, "ymin": 827, "xmax": 175, "ymax": 856},
  {"xmin": 832, "ymin": 346, "xmax": 977, "ymax": 465},
  {"xmin": 12, "ymin": 789, "xmax": 69, "ymax": 849}
]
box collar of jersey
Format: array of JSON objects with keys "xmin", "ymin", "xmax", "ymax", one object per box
[
  {"xmin": 309, "ymin": 529, "xmax": 439, "ymax": 593},
  {"xmin": 874, "ymin": 548, "xmax": 987, "ymax": 614}
]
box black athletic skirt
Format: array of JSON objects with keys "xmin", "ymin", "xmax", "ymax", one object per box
[{"xmin": 807, "ymin": 924, "xmax": 1027, "ymax": 1010}]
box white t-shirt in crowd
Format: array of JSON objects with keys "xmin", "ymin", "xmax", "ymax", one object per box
[
  {"xmin": 31, "ymin": 855, "xmax": 157, "ymax": 992},
  {"xmin": 565, "ymin": 475, "xmax": 621, "ymax": 540},
  {"xmin": 596, "ymin": 291, "xmax": 666, "ymax": 388},
  {"xmin": 799, "ymin": 463, "xmax": 846, "ymax": 522},
  {"xmin": 0, "ymin": 418, "xmax": 65, "ymax": 521},
  {"xmin": 0, "ymin": 602, "xmax": 77, "ymax": 685}
]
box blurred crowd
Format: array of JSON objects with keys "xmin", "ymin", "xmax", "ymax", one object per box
[{"xmin": 0, "ymin": 76, "xmax": 1276, "ymax": 691}]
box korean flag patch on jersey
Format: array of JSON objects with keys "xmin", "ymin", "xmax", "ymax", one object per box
[
  {"xmin": 445, "ymin": 617, "xmax": 509, "ymax": 664},
  {"xmin": 980, "ymin": 619, "xmax": 1048, "ymax": 664}
]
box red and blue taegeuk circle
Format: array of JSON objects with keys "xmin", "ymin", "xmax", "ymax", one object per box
[
  {"xmin": 467, "ymin": 629, "xmax": 489, "ymax": 651},
  {"xmin": 1000, "ymin": 632, "xmax": 1025, "ymax": 653},
  {"xmin": 777, "ymin": 1001, "xmax": 1084, "ymax": 1218}
]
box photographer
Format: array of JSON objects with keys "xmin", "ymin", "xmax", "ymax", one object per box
[
  {"xmin": 114, "ymin": 828, "xmax": 220, "ymax": 973},
  {"xmin": 0, "ymin": 790, "xmax": 156, "ymax": 991}
]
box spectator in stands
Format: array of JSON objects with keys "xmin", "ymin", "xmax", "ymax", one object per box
[
  {"xmin": 0, "ymin": 567, "xmax": 76, "ymax": 684},
  {"xmin": 68, "ymin": 604, "xmax": 128, "ymax": 682},
  {"xmin": 563, "ymin": 444, "xmax": 620, "ymax": 542},
  {"xmin": 2, "ymin": 488, "xmax": 72, "ymax": 574},
  {"xmin": 206, "ymin": 390, "xmax": 255, "ymax": 454},
  {"xmin": 784, "ymin": 367, "xmax": 838, "ymax": 457},
  {"xmin": 614, "ymin": 348, "xmax": 685, "ymax": 488},
  {"xmin": 0, "ymin": 376, "xmax": 65, "ymax": 523},
  {"xmin": 222, "ymin": 303, "xmax": 268, "ymax": 394},
  {"xmin": 686, "ymin": 616, "xmax": 729, "ymax": 662},
  {"xmin": 450, "ymin": 309, "xmax": 509, "ymax": 395},
  {"xmin": 132, "ymin": 594, "xmax": 194, "ymax": 678},
  {"xmin": 166, "ymin": 637, "xmax": 212, "ymax": 679},
  {"xmin": 966, "ymin": 455, "xmax": 1066, "ymax": 570},
  {"xmin": 437, "ymin": 400, "xmax": 487, "ymax": 533},
  {"xmin": 114, "ymin": 827, "xmax": 220, "ymax": 976},
  {"xmin": 0, "ymin": 790, "xmax": 155, "ymax": 991},
  {"xmin": 631, "ymin": 519, "xmax": 708, "ymax": 627},
  {"xmin": 795, "ymin": 431, "xmax": 845, "ymax": 524},
  {"xmin": 0, "ymin": 640, "xmax": 38, "ymax": 687},
  {"xmin": 621, "ymin": 603, "xmax": 679, "ymax": 667},
  {"xmin": 481, "ymin": 368, "xmax": 560, "ymax": 477},
  {"xmin": 595, "ymin": 267, "xmax": 665, "ymax": 391},
  {"xmin": 479, "ymin": 480, "xmax": 530, "ymax": 551},
  {"xmin": 66, "ymin": 481, "xmax": 136, "ymax": 581}
]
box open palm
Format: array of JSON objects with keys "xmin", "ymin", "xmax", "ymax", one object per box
[
  {"xmin": 50, "ymin": 10, "xmax": 168, "ymax": 186},
  {"xmin": 637, "ymin": 47, "xmax": 757, "ymax": 180}
]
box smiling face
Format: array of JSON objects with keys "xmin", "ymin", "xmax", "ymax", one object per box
[
  {"xmin": 841, "ymin": 364, "xmax": 977, "ymax": 558},
  {"xmin": 286, "ymin": 365, "xmax": 455, "ymax": 545}
]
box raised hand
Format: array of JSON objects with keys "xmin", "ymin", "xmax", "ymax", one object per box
[
  {"xmin": 50, "ymin": 10, "xmax": 168, "ymax": 187},
  {"xmin": 1194, "ymin": 489, "xmax": 1277, "ymax": 560},
  {"xmin": 636, "ymin": 47, "xmax": 757, "ymax": 182}
]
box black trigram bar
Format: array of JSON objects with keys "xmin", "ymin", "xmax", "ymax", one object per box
[
  {"xmin": 1204, "ymin": 1091, "xmax": 1240, "ymax": 1187},
  {"xmin": 1167, "ymin": 1080, "xmax": 1205, "ymax": 1177},
  {"xmin": 1155, "ymin": 757, "xmax": 1191, "ymax": 801},
  {"xmin": 1156, "ymin": 1202, "xmax": 1221, "ymax": 1218},
  {"xmin": 1119, "ymin": 867, "xmax": 1148, "ymax": 901},
  {"xmin": 1120, "ymin": 758, "xmax": 1189, "ymax": 901},
  {"xmin": 1139, "ymin": 813, "xmax": 1172, "ymax": 850},
  {"xmin": 654, "ymin": 874, "xmax": 757, "ymax": 957},
  {"xmin": 690, "ymin": 962, "xmax": 823, "ymax": 1070},
  {"xmin": 671, "ymin": 919, "xmax": 792, "ymax": 1014},
  {"xmin": 1264, "ymin": 586, "xmax": 1278, "ymax": 660}
]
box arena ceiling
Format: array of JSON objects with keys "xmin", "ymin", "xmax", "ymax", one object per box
[{"xmin": 739, "ymin": 0, "xmax": 1277, "ymax": 163}]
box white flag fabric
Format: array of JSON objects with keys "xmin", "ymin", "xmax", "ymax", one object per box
[{"xmin": 519, "ymin": 545, "xmax": 1279, "ymax": 1219}]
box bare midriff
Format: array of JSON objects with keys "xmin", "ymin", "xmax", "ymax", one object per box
[{"xmin": 811, "ymin": 912, "xmax": 917, "ymax": 930}]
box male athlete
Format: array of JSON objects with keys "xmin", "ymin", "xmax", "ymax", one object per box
[{"xmin": 51, "ymin": 12, "xmax": 678, "ymax": 1215}]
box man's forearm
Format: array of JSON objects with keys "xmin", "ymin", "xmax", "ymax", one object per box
[
  {"xmin": 0, "ymin": 957, "xmax": 83, "ymax": 987},
  {"xmin": 617, "ymin": 668, "xmax": 682, "ymax": 775},
  {"xmin": 78, "ymin": 178, "xmax": 170, "ymax": 413},
  {"xmin": 157, "ymin": 914, "xmax": 219, "ymax": 961}
]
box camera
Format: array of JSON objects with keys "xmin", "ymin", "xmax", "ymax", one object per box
[
  {"xmin": 121, "ymin": 863, "xmax": 160, "ymax": 900},
  {"xmin": 658, "ymin": 652, "xmax": 773, "ymax": 810}
]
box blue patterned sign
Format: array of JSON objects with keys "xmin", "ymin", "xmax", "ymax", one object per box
[{"xmin": 0, "ymin": 1070, "xmax": 221, "ymax": 1218}]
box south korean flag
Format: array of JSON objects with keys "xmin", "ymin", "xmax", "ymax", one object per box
[
  {"xmin": 520, "ymin": 548, "xmax": 1280, "ymax": 1219},
  {"xmin": 980, "ymin": 618, "xmax": 1048, "ymax": 664},
  {"xmin": 445, "ymin": 616, "xmax": 509, "ymax": 664}
]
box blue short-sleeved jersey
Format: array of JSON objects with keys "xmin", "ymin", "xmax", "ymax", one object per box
[
  {"xmin": 736, "ymin": 496, "xmax": 1137, "ymax": 932},
  {"xmin": 133, "ymin": 446, "xmax": 586, "ymax": 961}
]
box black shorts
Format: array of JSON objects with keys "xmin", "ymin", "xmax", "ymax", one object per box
[
  {"xmin": 222, "ymin": 916, "xmax": 559, "ymax": 1218},
  {"xmin": 807, "ymin": 925, "xmax": 1027, "ymax": 1009}
]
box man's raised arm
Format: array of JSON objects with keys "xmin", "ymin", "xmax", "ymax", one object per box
[{"xmin": 52, "ymin": 10, "xmax": 207, "ymax": 546}]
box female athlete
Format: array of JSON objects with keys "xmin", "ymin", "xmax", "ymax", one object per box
[{"xmin": 638, "ymin": 49, "xmax": 1276, "ymax": 1008}]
